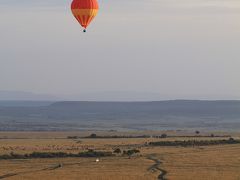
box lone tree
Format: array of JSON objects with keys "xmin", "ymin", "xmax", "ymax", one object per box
[{"xmin": 195, "ymin": 131, "xmax": 200, "ymax": 135}]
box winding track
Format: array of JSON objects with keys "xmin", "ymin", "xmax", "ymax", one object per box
[
  {"xmin": 147, "ymin": 155, "xmax": 167, "ymax": 180},
  {"xmin": 0, "ymin": 160, "xmax": 97, "ymax": 179},
  {"xmin": 0, "ymin": 156, "xmax": 167, "ymax": 180}
]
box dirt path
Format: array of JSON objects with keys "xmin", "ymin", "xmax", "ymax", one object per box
[
  {"xmin": 0, "ymin": 164, "xmax": 62, "ymax": 179},
  {"xmin": 147, "ymin": 155, "xmax": 167, "ymax": 180},
  {"xmin": 0, "ymin": 157, "xmax": 165, "ymax": 179},
  {"xmin": 0, "ymin": 173, "xmax": 18, "ymax": 179},
  {"xmin": 0, "ymin": 160, "xmax": 96, "ymax": 179}
]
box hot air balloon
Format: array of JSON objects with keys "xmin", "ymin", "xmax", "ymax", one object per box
[{"xmin": 71, "ymin": 0, "xmax": 99, "ymax": 32}]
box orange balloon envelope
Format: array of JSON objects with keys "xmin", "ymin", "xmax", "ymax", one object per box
[{"xmin": 71, "ymin": 0, "xmax": 99, "ymax": 31}]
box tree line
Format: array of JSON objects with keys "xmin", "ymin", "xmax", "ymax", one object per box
[{"xmin": 148, "ymin": 138, "xmax": 240, "ymax": 147}]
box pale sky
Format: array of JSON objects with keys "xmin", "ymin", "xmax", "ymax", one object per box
[{"xmin": 0, "ymin": 0, "xmax": 240, "ymax": 100}]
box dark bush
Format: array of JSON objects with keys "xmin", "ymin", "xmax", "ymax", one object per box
[
  {"xmin": 123, "ymin": 149, "xmax": 140, "ymax": 156},
  {"xmin": 89, "ymin": 134, "xmax": 97, "ymax": 138},
  {"xmin": 160, "ymin": 134, "xmax": 167, "ymax": 138},
  {"xmin": 113, "ymin": 148, "xmax": 121, "ymax": 154},
  {"xmin": 78, "ymin": 150, "xmax": 113, "ymax": 157},
  {"xmin": 29, "ymin": 152, "xmax": 68, "ymax": 158},
  {"xmin": 195, "ymin": 131, "xmax": 200, "ymax": 135},
  {"xmin": 67, "ymin": 136, "xmax": 80, "ymax": 139}
]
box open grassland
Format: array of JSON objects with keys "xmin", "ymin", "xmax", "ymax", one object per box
[
  {"xmin": 0, "ymin": 131, "xmax": 240, "ymax": 180},
  {"xmin": 143, "ymin": 145, "xmax": 240, "ymax": 180},
  {"xmin": 0, "ymin": 157, "xmax": 156, "ymax": 180}
]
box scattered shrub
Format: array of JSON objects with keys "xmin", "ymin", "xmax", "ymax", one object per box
[
  {"xmin": 85, "ymin": 134, "xmax": 150, "ymax": 139},
  {"xmin": 160, "ymin": 134, "xmax": 167, "ymax": 138},
  {"xmin": 113, "ymin": 148, "xmax": 121, "ymax": 154},
  {"xmin": 78, "ymin": 150, "xmax": 113, "ymax": 157},
  {"xmin": 89, "ymin": 134, "xmax": 97, "ymax": 138},
  {"xmin": 67, "ymin": 136, "xmax": 80, "ymax": 139},
  {"xmin": 123, "ymin": 149, "xmax": 140, "ymax": 156}
]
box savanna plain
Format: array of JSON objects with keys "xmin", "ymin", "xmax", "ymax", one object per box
[{"xmin": 0, "ymin": 131, "xmax": 240, "ymax": 180}]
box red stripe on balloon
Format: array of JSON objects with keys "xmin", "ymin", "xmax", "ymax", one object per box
[{"xmin": 71, "ymin": 0, "xmax": 98, "ymax": 9}]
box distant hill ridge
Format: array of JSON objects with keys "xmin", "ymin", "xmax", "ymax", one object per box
[
  {"xmin": 52, "ymin": 100, "xmax": 240, "ymax": 105},
  {"xmin": 48, "ymin": 100, "xmax": 240, "ymax": 116},
  {"xmin": 50, "ymin": 100, "xmax": 240, "ymax": 108},
  {"xmin": 0, "ymin": 100, "xmax": 240, "ymax": 131}
]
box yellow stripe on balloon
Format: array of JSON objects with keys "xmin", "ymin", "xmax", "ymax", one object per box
[
  {"xmin": 71, "ymin": 9, "xmax": 98, "ymax": 17},
  {"xmin": 72, "ymin": 9, "xmax": 98, "ymax": 27}
]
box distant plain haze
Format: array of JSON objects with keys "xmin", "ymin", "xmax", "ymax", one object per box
[{"xmin": 0, "ymin": 0, "xmax": 240, "ymax": 100}]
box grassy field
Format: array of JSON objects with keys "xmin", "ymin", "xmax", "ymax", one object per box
[{"xmin": 0, "ymin": 131, "xmax": 240, "ymax": 180}]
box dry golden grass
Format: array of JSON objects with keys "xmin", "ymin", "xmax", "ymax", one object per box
[
  {"xmin": 0, "ymin": 131, "xmax": 240, "ymax": 180},
  {"xmin": 143, "ymin": 145, "xmax": 240, "ymax": 180},
  {"xmin": 0, "ymin": 157, "xmax": 156, "ymax": 180}
]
